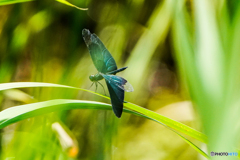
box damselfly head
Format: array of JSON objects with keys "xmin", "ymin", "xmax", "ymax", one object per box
[{"xmin": 89, "ymin": 75, "xmax": 95, "ymax": 82}]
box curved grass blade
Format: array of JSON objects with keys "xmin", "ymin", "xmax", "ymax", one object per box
[
  {"xmin": 0, "ymin": 82, "xmax": 207, "ymax": 143},
  {"xmin": 135, "ymin": 112, "xmax": 209, "ymax": 159},
  {"xmin": 0, "ymin": 0, "xmax": 33, "ymax": 6},
  {"xmin": 0, "ymin": 99, "xmax": 111, "ymax": 128},
  {"xmin": 0, "ymin": 82, "xmax": 90, "ymax": 92},
  {"xmin": 0, "ymin": 0, "xmax": 88, "ymax": 11},
  {"xmin": 56, "ymin": 0, "xmax": 88, "ymax": 11},
  {"xmin": 124, "ymin": 102, "xmax": 208, "ymax": 143},
  {"xmin": 0, "ymin": 99, "xmax": 208, "ymax": 158}
]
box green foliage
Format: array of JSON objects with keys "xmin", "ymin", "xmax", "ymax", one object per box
[
  {"xmin": 0, "ymin": 0, "xmax": 33, "ymax": 6},
  {"xmin": 0, "ymin": 0, "xmax": 87, "ymax": 11},
  {"xmin": 173, "ymin": 0, "xmax": 240, "ymax": 159},
  {"xmin": 0, "ymin": 82, "xmax": 208, "ymax": 158},
  {"xmin": 2, "ymin": 0, "xmax": 240, "ymax": 159}
]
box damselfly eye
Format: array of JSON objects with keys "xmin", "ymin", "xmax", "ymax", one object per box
[{"xmin": 89, "ymin": 75, "xmax": 95, "ymax": 81}]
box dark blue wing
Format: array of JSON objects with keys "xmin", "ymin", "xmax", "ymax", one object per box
[
  {"xmin": 82, "ymin": 29, "xmax": 117, "ymax": 73},
  {"xmin": 102, "ymin": 74, "xmax": 134, "ymax": 118},
  {"xmin": 102, "ymin": 74, "xmax": 134, "ymax": 92},
  {"xmin": 105, "ymin": 80, "xmax": 124, "ymax": 118}
]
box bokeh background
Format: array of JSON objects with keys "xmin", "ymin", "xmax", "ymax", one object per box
[{"xmin": 0, "ymin": 0, "xmax": 205, "ymax": 159}]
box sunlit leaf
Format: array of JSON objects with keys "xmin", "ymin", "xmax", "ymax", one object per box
[
  {"xmin": 0, "ymin": 82, "xmax": 207, "ymax": 143},
  {"xmin": 0, "ymin": 0, "xmax": 33, "ymax": 6},
  {"xmin": 56, "ymin": 0, "xmax": 88, "ymax": 10},
  {"xmin": 0, "ymin": 99, "xmax": 208, "ymax": 158},
  {"xmin": 0, "ymin": 0, "xmax": 88, "ymax": 11}
]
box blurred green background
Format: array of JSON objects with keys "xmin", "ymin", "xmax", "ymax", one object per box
[{"xmin": 1, "ymin": 0, "xmax": 232, "ymax": 159}]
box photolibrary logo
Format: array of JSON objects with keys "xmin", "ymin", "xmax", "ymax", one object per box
[{"xmin": 211, "ymin": 151, "xmax": 238, "ymax": 156}]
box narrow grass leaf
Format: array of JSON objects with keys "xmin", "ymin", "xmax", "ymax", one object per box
[
  {"xmin": 141, "ymin": 114, "xmax": 209, "ymax": 158},
  {"xmin": 0, "ymin": 0, "xmax": 32, "ymax": 6},
  {"xmin": 56, "ymin": 0, "xmax": 88, "ymax": 10},
  {"xmin": 0, "ymin": 0, "xmax": 88, "ymax": 11},
  {"xmin": 0, "ymin": 100, "xmax": 111, "ymax": 128},
  {"xmin": 0, "ymin": 99, "xmax": 208, "ymax": 157},
  {"xmin": 125, "ymin": 102, "xmax": 208, "ymax": 143},
  {"xmin": 0, "ymin": 82, "xmax": 207, "ymax": 143}
]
